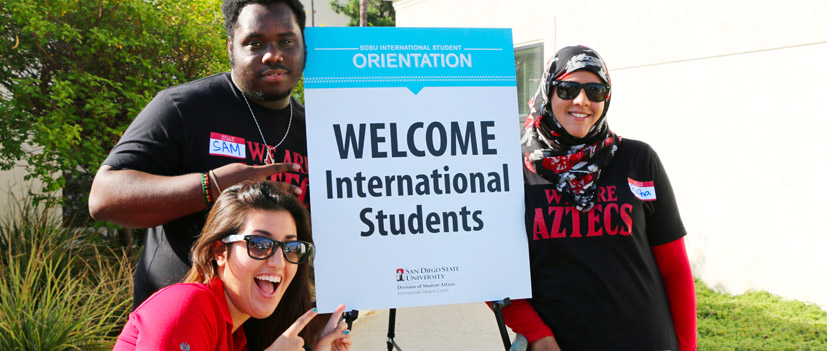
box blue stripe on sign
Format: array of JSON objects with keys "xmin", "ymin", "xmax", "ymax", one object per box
[{"xmin": 304, "ymin": 27, "xmax": 516, "ymax": 94}]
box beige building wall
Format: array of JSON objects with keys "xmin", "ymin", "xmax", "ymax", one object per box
[
  {"xmin": 394, "ymin": 0, "xmax": 827, "ymax": 307},
  {"xmin": 0, "ymin": 167, "xmax": 29, "ymax": 219},
  {"xmin": 0, "ymin": 162, "xmax": 61, "ymax": 222}
]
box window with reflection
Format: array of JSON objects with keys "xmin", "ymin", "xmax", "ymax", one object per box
[{"xmin": 515, "ymin": 44, "xmax": 543, "ymax": 124}]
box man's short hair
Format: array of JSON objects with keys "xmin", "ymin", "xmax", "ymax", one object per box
[{"xmin": 222, "ymin": 0, "xmax": 306, "ymax": 40}]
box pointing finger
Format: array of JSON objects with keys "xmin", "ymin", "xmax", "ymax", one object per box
[
  {"xmin": 326, "ymin": 304, "xmax": 347, "ymax": 330},
  {"xmin": 283, "ymin": 308, "xmax": 318, "ymax": 337}
]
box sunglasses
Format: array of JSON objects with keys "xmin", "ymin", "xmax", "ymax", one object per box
[
  {"xmin": 222, "ymin": 234, "xmax": 313, "ymax": 264},
  {"xmin": 551, "ymin": 81, "xmax": 611, "ymax": 102}
]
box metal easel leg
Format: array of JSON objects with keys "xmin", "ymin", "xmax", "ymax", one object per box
[
  {"xmin": 490, "ymin": 298, "xmax": 512, "ymax": 351},
  {"xmin": 386, "ymin": 308, "xmax": 402, "ymax": 350}
]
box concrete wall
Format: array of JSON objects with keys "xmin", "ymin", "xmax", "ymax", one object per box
[
  {"xmin": 394, "ymin": 0, "xmax": 827, "ymax": 308},
  {"xmin": 0, "ymin": 162, "xmax": 61, "ymax": 222},
  {"xmin": 0, "ymin": 167, "xmax": 29, "ymax": 219}
]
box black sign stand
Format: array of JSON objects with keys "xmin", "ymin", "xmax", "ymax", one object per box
[
  {"xmin": 386, "ymin": 308, "xmax": 402, "ymax": 350},
  {"xmin": 489, "ymin": 298, "xmax": 513, "ymax": 350},
  {"xmin": 379, "ymin": 298, "xmax": 514, "ymax": 351},
  {"xmin": 343, "ymin": 310, "xmax": 359, "ymax": 329}
]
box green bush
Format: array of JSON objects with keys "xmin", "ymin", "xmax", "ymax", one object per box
[
  {"xmin": 0, "ymin": 199, "xmax": 134, "ymax": 350},
  {"xmin": 0, "ymin": 0, "xmax": 226, "ymax": 212},
  {"xmin": 697, "ymin": 279, "xmax": 827, "ymax": 350}
]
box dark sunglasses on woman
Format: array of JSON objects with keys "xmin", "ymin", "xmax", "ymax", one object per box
[
  {"xmin": 222, "ymin": 234, "xmax": 314, "ymax": 264},
  {"xmin": 552, "ymin": 80, "xmax": 611, "ymax": 102}
]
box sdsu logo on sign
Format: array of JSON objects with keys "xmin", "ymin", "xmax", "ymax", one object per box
[{"xmin": 394, "ymin": 266, "xmax": 459, "ymax": 282}]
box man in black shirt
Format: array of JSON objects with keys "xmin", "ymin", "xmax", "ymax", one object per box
[{"xmin": 89, "ymin": 0, "xmax": 310, "ymax": 312}]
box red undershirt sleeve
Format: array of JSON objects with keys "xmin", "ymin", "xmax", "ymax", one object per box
[
  {"xmin": 652, "ymin": 237, "xmax": 697, "ymax": 351},
  {"xmin": 488, "ymin": 299, "xmax": 553, "ymax": 343}
]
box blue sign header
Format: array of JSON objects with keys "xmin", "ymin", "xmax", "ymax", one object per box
[{"xmin": 304, "ymin": 27, "xmax": 516, "ymax": 94}]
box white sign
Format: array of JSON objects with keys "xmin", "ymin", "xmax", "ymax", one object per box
[{"xmin": 304, "ymin": 27, "xmax": 531, "ymax": 312}]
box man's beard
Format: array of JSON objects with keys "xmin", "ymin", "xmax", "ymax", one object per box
[{"xmin": 249, "ymin": 88, "xmax": 293, "ymax": 102}]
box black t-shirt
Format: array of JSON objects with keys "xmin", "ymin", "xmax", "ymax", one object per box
[
  {"xmin": 103, "ymin": 73, "xmax": 309, "ymax": 307},
  {"xmin": 523, "ymin": 139, "xmax": 685, "ymax": 351}
]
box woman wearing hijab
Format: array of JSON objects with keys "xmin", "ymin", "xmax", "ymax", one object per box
[{"xmin": 502, "ymin": 45, "xmax": 696, "ymax": 351}]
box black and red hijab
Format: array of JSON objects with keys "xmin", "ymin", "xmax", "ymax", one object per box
[{"xmin": 521, "ymin": 45, "xmax": 620, "ymax": 211}]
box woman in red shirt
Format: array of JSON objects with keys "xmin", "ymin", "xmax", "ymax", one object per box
[{"xmin": 115, "ymin": 181, "xmax": 351, "ymax": 351}]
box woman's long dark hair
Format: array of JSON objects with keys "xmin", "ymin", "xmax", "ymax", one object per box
[{"xmin": 183, "ymin": 181, "xmax": 313, "ymax": 350}]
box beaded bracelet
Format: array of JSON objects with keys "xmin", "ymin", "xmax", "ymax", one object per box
[{"xmin": 201, "ymin": 172, "xmax": 213, "ymax": 205}]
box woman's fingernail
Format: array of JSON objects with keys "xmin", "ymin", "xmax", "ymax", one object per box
[
  {"xmin": 313, "ymin": 308, "xmax": 318, "ymax": 312},
  {"xmin": 344, "ymin": 330, "xmax": 350, "ymax": 335}
]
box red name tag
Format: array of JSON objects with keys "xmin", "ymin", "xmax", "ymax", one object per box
[
  {"xmin": 627, "ymin": 178, "xmax": 656, "ymax": 201},
  {"xmin": 209, "ymin": 132, "xmax": 246, "ymax": 159}
]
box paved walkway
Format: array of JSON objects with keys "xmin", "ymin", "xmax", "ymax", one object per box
[{"xmin": 348, "ymin": 302, "xmax": 516, "ymax": 351}]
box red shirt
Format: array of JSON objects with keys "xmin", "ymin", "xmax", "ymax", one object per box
[{"xmin": 114, "ymin": 279, "xmax": 247, "ymax": 351}]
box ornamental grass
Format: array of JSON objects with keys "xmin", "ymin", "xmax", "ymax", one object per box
[{"xmin": 0, "ymin": 198, "xmax": 134, "ymax": 350}]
